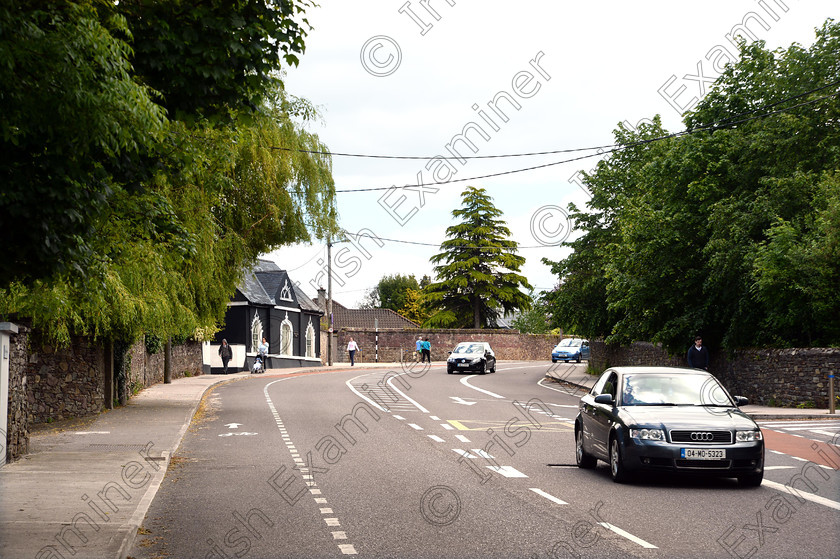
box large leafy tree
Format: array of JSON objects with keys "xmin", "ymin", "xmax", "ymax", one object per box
[
  {"xmin": 426, "ymin": 187, "xmax": 531, "ymax": 328},
  {"xmin": 0, "ymin": 1, "xmax": 336, "ymax": 346},
  {"xmin": 361, "ymin": 274, "xmax": 420, "ymax": 311},
  {"xmin": 545, "ymin": 20, "xmax": 840, "ymax": 351}
]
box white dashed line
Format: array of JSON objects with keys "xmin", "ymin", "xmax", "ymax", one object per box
[
  {"xmin": 325, "ymin": 518, "xmax": 341, "ymax": 527},
  {"xmin": 428, "ymin": 435, "xmax": 445, "ymax": 442},
  {"xmin": 430, "ymin": 415, "xmax": 440, "ymax": 420},
  {"xmin": 455, "ymin": 435, "xmax": 471, "ymax": 443},
  {"xmin": 393, "ymin": 415, "xmax": 406, "ymax": 420},
  {"xmin": 408, "ymin": 423, "xmax": 424, "ymax": 430},
  {"xmin": 453, "ymin": 449, "xmax": 477, "ymax": 459},
  {"xmin": 764, "ymin": 466, "xmax": 797, "ymax": 470},
  {"xmin": 487, "ymin": 465, "xmax": 528, "ymax": 478},
  {"xmin": 441, "ymin": 423, "xmax": 455, "ymax": 430},
  {"xmin": 339, "ymin": 544, "xmax": 358, "ymax": 555},
  {"xmin": 332, "ymin": 531, "xmax": 347, "ymax": 540},
  {"xmin": 529, "ymin": 488, "xmax": 568, "ymax": 505},
  {"xmin": 598, "ymin": 522, "xmax": 658, "ymax": 549},
  {"xmin": 471, "ymin": 449, "xmax": 494, "ymax": 459}
]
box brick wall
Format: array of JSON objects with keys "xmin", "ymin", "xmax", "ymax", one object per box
[
  {"xmin": 589, "ymin": 341, "xmax": 840, "ymax": 408},
  {"xmin": 332, "ymin": 328, "xmax": 561, "ymax": 363}
]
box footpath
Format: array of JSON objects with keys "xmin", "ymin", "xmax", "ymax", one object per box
[{"xmin": 1, "ymin": 362, "xmax": 834, "ymax": 559}]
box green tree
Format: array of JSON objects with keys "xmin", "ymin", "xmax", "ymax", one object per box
[
  {"xmin": 511, "ymin": 290, "xmax": 551, "ymax": 334},
  {"xmin": 362, "ymin": 274, "xmax": 421, "ymax": 311},
  {"xmin": 399, "ymin": 288, "xmax": 432, "ymax": 325},
  {"xmin": 544, "ymin": 20, "xmax": 840, "ymax": 350},
  {"xmin": 425, "ymin": 187, "xmax": 532, "ymax": 328}
]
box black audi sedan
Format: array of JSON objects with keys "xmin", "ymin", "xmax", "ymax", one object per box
[
  {"xmin": 575, "ymin": 367, "xmax": 764, "ymax": 486},
  {"xmin": 446, "ymin": 342, "xmax": 496, "ymax": 374}
]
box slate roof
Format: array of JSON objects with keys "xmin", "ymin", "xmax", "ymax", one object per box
[{"xmin": 236, "ymin": 259, "xmax": 322, "ymax": 314}]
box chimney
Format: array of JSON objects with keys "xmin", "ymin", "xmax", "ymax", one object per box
[{"xmin": 317, "ymin": 287, "xmax": 326, "ymax": 313}]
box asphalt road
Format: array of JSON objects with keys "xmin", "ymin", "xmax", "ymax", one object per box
[{"xmin": 129, "ymin": 361, "xmax": 840, "ymax": 559}]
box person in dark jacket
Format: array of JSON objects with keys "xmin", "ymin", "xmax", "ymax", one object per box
[
  {"xmin": 687, "ymin": 336, "xmax": 709, "ymax": 370},
  {"xmin": 421, "ymin": 338, "xmax": 431, "ymax": 363},
  {"xmin": 218, "ymin": 339, "xmax": 233, "ymax": 374}
]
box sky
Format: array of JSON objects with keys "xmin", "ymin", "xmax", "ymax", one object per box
[{"xmin": 267, "ymin": 1, "xmax": 837, "ymax": 308}]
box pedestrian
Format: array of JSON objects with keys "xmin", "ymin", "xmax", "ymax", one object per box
[
  {"xmin": 347, "ymin": 337, "xmax": 360, "ymax": 366},
  {"xmin": 421, "ymin": 338, "xmax": 431, "ymax": 363},
  {"xmin": 258, "ymin": 336, "xmax": 269, "ymax": 369},
  {"xmin": 415, "ymin": 336, "xmax": 423, "ymax": 362},
  {"xmin": 218, "ymin": 339, "xmax": 233, "ymax": 374},
  {"xmin": 687, "ymin": 335, "xmax": 709, "ymax": 370}
]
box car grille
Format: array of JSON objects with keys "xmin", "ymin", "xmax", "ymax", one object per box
[
  {"xmin": 670, "ymin": 430, "xmax": 732, "ymax": 444},
  {"xmin": 675, "ymin": 459, "xmax": 731, "ymax": 469}
]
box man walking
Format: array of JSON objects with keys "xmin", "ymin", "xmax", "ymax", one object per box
[
  {"xmin": 416, "ymin": 336, "xmax": 423, "ymax": 362},
  {"xmin": 421, "ymin": 338, "xmax": 431, "ymax": 363},
  {"xmin": 687, "ymin": 335, "xmax": 709, "ymax": 370}
]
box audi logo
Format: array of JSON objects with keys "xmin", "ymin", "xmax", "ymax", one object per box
[{"xmin": 690, "ymin": 432, "xmax": 714, "ymax": 441}]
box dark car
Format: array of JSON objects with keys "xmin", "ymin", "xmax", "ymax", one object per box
[
  {"xmin": 551, "ymin": 338, "xmax": 590, "ymax": 363},
  {"xmin": 447, "ymin": 342, "xmax": 496, "ymax": 374},
  {"xmin": 575, "ymin": 366, "xmax": 764, "ymax": 486}
]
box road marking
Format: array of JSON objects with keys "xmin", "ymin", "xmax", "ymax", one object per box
[
  {"xmin": 471, "ymin": 449, "xmax": 494, "ymax": 459},
  {"xmin": 320, "ymin": 508, "xmax": 333, "ymax": 514},
  {"xmin": 408, "ymin": 423, "xmax": 424, "ymax": 430},
  {"xmin": 460, "ymin": 375, "xmax": 505, "ymax": 399},
  {"xmin": 315, "ymin": 498, "xmax": 328, "ymax": 504},
  {"xmin": 453, "ymin": 449, "xmax": 477, "ymax": 459},
  {"xmin": 225, "ymin": 423, "xmax": 243, "ymax": 429},
  {"xmin": 332, "ymin": 531, "xmax": 347, "ymax": 540},
  {"xmin": 762, "ymin": 480, "xmax": 840, "ymax": 511},
  {"xmin": 451, "ymin": 396, "xmax": 478, "ymax": 406},
  {"xmin": 430, "ymin": 415, "xmax": 440, "ymax": 420},
  {"xmin": 529, "ymin": 488, "xmax": 568, "ymax": 505},
  {"xmin": 441, "ymin": 423, "xmax": 455, "ymax": 430},
  {"xmin": 386, "ymin": 373, "xmax": 430, "ymax": 413},
  {"xmin": 487, "ymin": 465, "xmax": 528, "ymax": 478},
  {"xmin": 598, "ymin": 522, "xmax": 658, "ymax": 549},
  {"xmin": 325, "ymin": 518, "xmax": 341, "ymax": 527},
  {"xmin": 455, "ymin": 435, "xmax": 471, "ymax": 443},
  {"xmin": 339, "ymin": 544, "xmax": 358, "ymax": 555},
  {"xmin": 810, "ymin": 430, "xmax": 839, "ymax": 437},
  {"xmin": 73, "ymin": 431, "xmax": 110, "ymax": 434},
  {"xmin": 764, "ymin": 466, "xmax": 797, "ymax": 470},
  {"xmin": 393, "ymin": 415, "xmax": 405, "ymax": 420},
  {"xmin": 428, "ymin": 435, "xmax": 445, "ymax": 442}
]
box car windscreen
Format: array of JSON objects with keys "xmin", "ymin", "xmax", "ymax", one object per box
[
  {"xmin": 621, "ymin": 373, "xmax": 733, "ymax": 407},
  {"xmin": 557, "ymin": 339, "xmax": 582, "ymax": 347},
  {"xmin": 452, "ymin": 344, "xmax": 485, "ymax": 355}
]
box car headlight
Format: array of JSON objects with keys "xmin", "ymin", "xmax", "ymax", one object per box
[
  {"xmin": 630, "ymin": 428, "xmax": 665, "ymax": 441},
  {"xmin": 470, "ymin": 357, "xmax": 481, "ymax": 364},
  {"xmin": 735, "ymin": 430, "xmax": 763, "ymax": 442},
  {"xmin": 447, "ymin": 356, "xmax": 455, "ymax": 362}
]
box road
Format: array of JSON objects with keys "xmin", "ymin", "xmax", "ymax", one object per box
[{"xmin": 129, "ymin": 361, "xmax": 840, "ymax": 559}]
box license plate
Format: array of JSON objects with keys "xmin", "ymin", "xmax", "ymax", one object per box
[
  {"xmin": 457, "ymin": 363, "xmax": 469, "ymax": 367},
  {"xmin": 681, "ymin": 448, "xmax": 725, "ymax": 459}
]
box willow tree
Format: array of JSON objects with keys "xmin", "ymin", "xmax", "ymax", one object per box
[
  {"xmin": 425, "ymin": 187, "xmax": 531, "ymax": 328},
  {"xmin": 0, "ymin": 89, "xmax": 336, "ymax": 346}
]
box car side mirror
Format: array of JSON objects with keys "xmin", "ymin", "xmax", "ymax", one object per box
[
  {"xmin": 734, "ymin": 396, "xmax": 748, "ymax": 407},
  {"xmin": 448, "ymin": 351, "xmax": 452, "ymax": 355},
  {"xmin": 593, "ymin": 394, "xmax": 614, "ymax": 406}
]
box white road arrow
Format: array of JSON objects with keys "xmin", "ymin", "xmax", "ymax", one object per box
[
  {"xmin": 218, "ymin": 432, "xmax": 258, "ymax": 437},
  {"xmin": 225, "ymin": 423, "xmax": 243, "ymax": 429},
  {"xmin": 450, "ymin": 397, "xmax": 477, "ymax": 406}
]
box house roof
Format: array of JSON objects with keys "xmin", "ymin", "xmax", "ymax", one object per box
[
  {"xmin": 236, "ymin": 259, "xmax": 322, "ymax": 315},
  {"xmin": 328, "ymin": 300, "xmax": 420, "ymax": 329}
]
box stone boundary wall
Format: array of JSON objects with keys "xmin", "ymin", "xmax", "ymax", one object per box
[
  {"xmin": 330, "ymin": 328, "xmax": 561, "ymax": 363},
  {"xmin": 589, "ymin": 341, "xmax": 839, "ymax": 408},
  {"xmin": 127, "ymin": 338, "xmax": 203, "ymax": 394},
  {"xmin": 5, "ymin": 331, "xmax": 203, "ymax": 462},
  {"xmin": 26, "ymin": 337, "xmax": 105, "ymax": 424},
  {"xmin": 6, "ymin": 324, "xmax": 30, "ymax": 462}
]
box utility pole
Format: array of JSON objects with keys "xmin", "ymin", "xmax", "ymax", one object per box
[
  {"xmin": 164, "ymin": 337, "xmax": 172, "ymax": 384},
  {"xmin": 327, "ymin": 239, "xmax": 333, "ymax": 366}
]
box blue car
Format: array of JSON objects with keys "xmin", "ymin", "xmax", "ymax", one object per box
[{"xmin": 551, "ymin": 338, "xmax": 590, "ymax": 363}]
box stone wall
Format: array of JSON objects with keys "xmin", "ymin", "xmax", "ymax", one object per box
[
  {"xmin": 26, "ymin": 337, "xmax": 105, "ymax": 424},
  {"xmin": 332, "ymin": 328, "xmax": 561, "ymax": 363},
  {"xmin": 127, "ymin": 338, "xmax": 204, "ymax": 395},
  {"xmin": 589, "ymin": 341, "xmax": 839, "ymax": 408},
  {"xmin": 6, "ymin": 324, "xmax": 30, "ymax": 462}
]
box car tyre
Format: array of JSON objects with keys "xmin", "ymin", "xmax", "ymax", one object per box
[
  {"xmin": 447, "ymin": 367, "xmax": 453, "ymax": 374},
  {"xmin": 576, "ymin": 355, "xmax": 581, "ymax": 363},
  {"xmin": 737, "ymin": 471, "xmax": 764, "ymax": 487},
  {"xmin": 480, "ymin": 362, "xmax": 487, "ymax": 375},
  {"xmin": 610, "ymin": 437, "xmax": 630, "ymax": 483},
  {"xmin": 575, "ymin": 427, "xmax": 597, "ymax": 469}
]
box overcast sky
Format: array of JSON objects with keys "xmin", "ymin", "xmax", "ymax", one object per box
[{"xmin": 267, "ymin": 1, "xmax": 837, "ymax": 307}]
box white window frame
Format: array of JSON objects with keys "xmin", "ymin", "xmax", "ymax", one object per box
[
  {"xmin": 280, "ymin": 313, "xmax": 293, "ymax": 356},
  {"xmin": 305, "ymin": 319, "xmax": 316, "ymax": 358},
  {"xmin": 251, "ymin": 314, "xmax": 264, "ymax": 354}
]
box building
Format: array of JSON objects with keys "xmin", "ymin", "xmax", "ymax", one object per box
[{"xmin": 209, "ymin": 260, "xmax": 323, "ymax": 372}]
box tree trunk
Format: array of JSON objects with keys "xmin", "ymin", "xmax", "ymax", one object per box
[{"xmin": 473, "ymin": 297, "xmax": 481, "ymax": 329}]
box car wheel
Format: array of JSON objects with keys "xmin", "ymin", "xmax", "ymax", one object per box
[
  {"xmin": 480, "ymin": 363, "xmax": 487, "ymax": 375},
  {"xmin": 737, "ymin": 471, "xmax": 764, "ymax": 487},
  {"xmin": 552, "ymin": 358, "xmax": 557, "ymax": 363},
  {"xmin": 447, "ymin": 367, "xmax": 453, "ymax": 374},
  {"xmin": 576, "ymin": 355, "xmax": 581, "ymax": 363},
  {"xmin": 610, "ymin": 437, "xmax": 629, "ymax": 483},
  {"xmin": 575, "ymin": 427, "xmax": 597, "ymax": 469}
]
